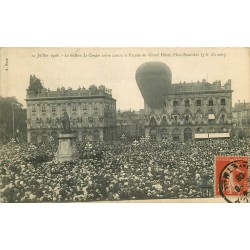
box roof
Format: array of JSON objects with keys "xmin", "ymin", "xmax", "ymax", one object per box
[{"xmin": 233, "ymin": 102, "xmax": 250, "ymax": 112}]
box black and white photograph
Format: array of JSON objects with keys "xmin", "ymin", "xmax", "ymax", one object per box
[{"xmin": 0, "ymin": 48, "xmax": 249, "ymax": 203}]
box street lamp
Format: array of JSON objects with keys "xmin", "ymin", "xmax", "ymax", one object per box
[{"xmin": 11, "ymin": 102, "xmax": 21, "ymax": 139}]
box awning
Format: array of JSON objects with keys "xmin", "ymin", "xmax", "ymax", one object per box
[
  {"xmin": 195, "ymin": 133, "xmax": 230, "ymax": 139},
  {"xmin": 208, "ymin": 114, "xmax": 215, "ymax": 120}
]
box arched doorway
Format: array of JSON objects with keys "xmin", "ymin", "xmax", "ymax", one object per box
[
  {"xmin": 149, "ymin": 128, "xmax": 157, "ymax": 140},
  {"xmin": 31, "ymin": 132, "xmax": 37, "ymax": 144},
  {"xmin": 82, "ymin": 130, "xmax": 89, "ymax": 141},
  {"xmin": 184, "ymin": 128, "xmax": 192, "ymax": 141},
  {"xmin": 93, "ymin": 130, "xmax": 100, "ymax": 141},
  {"xmin": 183, "ymin": 109, "xmax": 192, "ymax": 124},
  {"xmin": 51, "ymin": 131, "xmax": 58, "ymax": 141},
  {"xmin": 73, "ymin": 131, "xmax": 79, "ymax": 141},
  {"xmin": 218, "ymin": 108, "xmax": 227, "ymax": 124},
  {"xmin": 41, "ymin": 131, "xmax": 48, "ymax": 143},
  {"xmin": 172, "ymin": 128, "xmax": 180, "ymax": 141}
]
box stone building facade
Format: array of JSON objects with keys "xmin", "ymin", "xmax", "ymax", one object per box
[
  {"xmin": 25, "ymin": 85, "xmax": 116, "ymax": 143},
  {"xmin": 232, "ymin": 101, "xmax": 250, "ymax": 138},
  {"xmin": 116, "ymin": 110, "xmax": 145, "ymax": 140},
  {"xmin": 144, "ymin": 79, "xmax": 233, "ymax": 142}
]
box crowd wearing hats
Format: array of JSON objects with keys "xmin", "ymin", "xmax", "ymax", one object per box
[{"xmin": 0, "ymin": 138, "xmax": 249, "ymax": 202}]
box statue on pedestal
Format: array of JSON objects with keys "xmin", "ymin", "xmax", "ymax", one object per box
[
  {"xmin": 57, "ymin": 112, "xmax": 78, "ymax": 162},
  {"xmin": 61, "ymin": 111, "xmax": 71, "ymax": 133}
]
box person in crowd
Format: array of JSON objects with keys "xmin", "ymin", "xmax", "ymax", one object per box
[{"xmin": 0, "ymin": 138, "xmax": 249, "ymax": 202}]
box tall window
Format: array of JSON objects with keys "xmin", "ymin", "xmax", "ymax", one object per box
[
  {"xmin": 82, "ymin": 103, "xmax": 87, "ymax": 110},
  {"xmin": 208, "ymin": 100, "xmax": 213, "ymax": 106},
  {"xmin": 196, "ymin": 100, "xmax": 201, "ymax": 106},
  {"xmin": 42, "ymin": 104, "xmax": 46, "ymax": 112},
  {"xmin": 52, "ymin": 119, "xmax": 56, "ymax": 126},
  {"xmin": 72, "ymin": 104, "xmax": 77, "ymax": 111},
  {"xmin": 32, "ymin": 106, "xmax": 36, "ymax": 112},
  {"xmin": 185, "ymin": 100, "xmax": 190, "ymax": 107},
  {"xmin": 173, "ymin": 100, "xmax": 178, "ymax": 107},
  {"xmin": 31, "ymin": 118, "xmax": 36, "ymax": 126},
  {"xmin": 52, "ymin": 105, "xmax": 56, "ymax": 112},
  {"xmin": 221, "ymin": 99, "xmax": 226, "ymax": 105},
  {"xmin": 62, "ymin": 105, "xmax": 66, "ymax": 112}
]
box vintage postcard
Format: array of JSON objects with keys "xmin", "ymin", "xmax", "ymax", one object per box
[{"xmin": 0, "ymin": 48, "xmax": 249, "ymax": 203}]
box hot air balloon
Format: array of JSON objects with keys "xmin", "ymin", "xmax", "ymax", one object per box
[{"xmin": 135, "ymin": 62, "xmax": 172, "ymax": 109}]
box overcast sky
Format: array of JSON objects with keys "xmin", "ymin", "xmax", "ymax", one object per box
[{"xmin": 1, "ymin": 48, "xmax": 249, "ymax": 110}]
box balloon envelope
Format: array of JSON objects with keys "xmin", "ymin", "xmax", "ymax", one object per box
[{"xmin": 135, "ymin": 62, "xmax": 172, "ymax": 109}]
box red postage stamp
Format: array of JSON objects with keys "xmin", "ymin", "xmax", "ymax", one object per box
[{"xmin": 215, "ymin": 156, "xmax": 249, "ymax": 202}]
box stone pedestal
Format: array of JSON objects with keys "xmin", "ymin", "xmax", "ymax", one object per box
[{"xmin": 56, "ymin": 134, "xmax": 78, "ymax": 162}]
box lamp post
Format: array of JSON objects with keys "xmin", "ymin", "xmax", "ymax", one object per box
[
  {"xmin": 11, "ymin": 103, "xmax": 15, "ymax": 138},
  {"xmin": 232, "ymin": 122, "xmax": 236, "ymax": 138},
  {"xmin": 11, "ymin": 102, "xmax": 21, "ymax": 139}
]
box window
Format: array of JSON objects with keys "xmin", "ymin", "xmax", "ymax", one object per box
[
  {"xmin": 52, "ymin": 119, "xmax": 56, "ymax": 126},
  {"xmin": 162, "ymin": 128, "xmax": 168, "ymax": 133},
  {"xmin": 196, "ymin": 100, "xmax": 201, "ymax": 106},
  {"xmin": 221, "ymin": 99, "xmax": 226, "ymax": 105},
  {"xmin": 72, "ymin": 104, "xmax": 77, "ymax": 111},
  {"xmin": 82, "ymin": 103, "xmax": 87, "ymax": 110},
  {"xmin": 173, "ymin": 100, "xmax": 178, "ymax": 107},
  {"xmin": 32, "ymin": 106, "xmax": 36, "ymax": 112},
  {"xmin": 208, "ymin": 119, "xmax": 215, "ymax": 125},
  {"xmin": 31, "ymin": 118, "xmax": 36, "ymax": 126},
  {"xmin": 62, "ymin": 105, "xmax": 66, "ymax": 111},
  {"xmin": 173, "ymin": 135, "xmax": 179, "ymax": 141},
  {"xmin": 52, "ymin": 105, "xmax": 56, "ymax": 112},
  {"xmin": 185, "ymin": 100, "xmax": 190, "ymax": 107},
  {"xmin": 220, "ymin": 114, "xmax": 225, "ymax": 123},
  {"xmin": 73, "ymin": 119, "xmax": 77, "ymax": 126},
  {"xmin": 42, "ymin": 104, "xmax": 46, "ymax": 112},
  {"xmin": 208, "ymin": 127, "xmax": 215, "ymax": 133},
  {"xmin": 196, "ymin": 128, "xmax": 203, "ymax": 133},
  {"xmin": 94, "ymin": 102, "xmax": 98, "ymax": 110},
  {"xmin": 208, "ymin": 100, "xmax": 213, "ymax": 106}
]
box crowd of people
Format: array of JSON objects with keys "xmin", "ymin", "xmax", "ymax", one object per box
[{"xmin": 0, "ymin": 138, "xmax": 249, "ymax": 202}]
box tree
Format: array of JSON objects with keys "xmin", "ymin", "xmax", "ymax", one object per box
[
  {"xmin": 0, "ymin": 96, "xmax": 26, "ymax": 143},
  {"xmin": 28, "ymin": 75, "xmax": 44, "ymax": 94}
]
